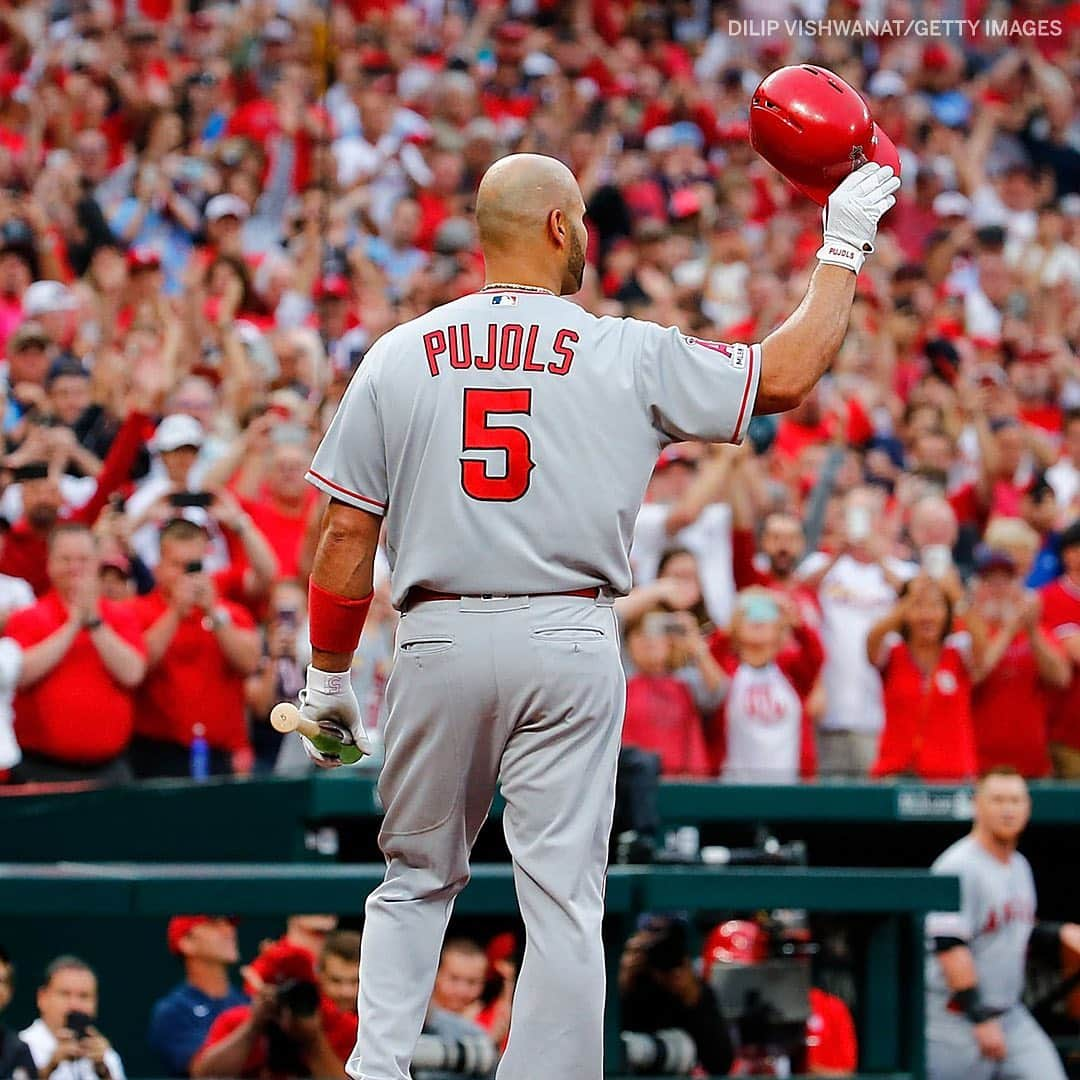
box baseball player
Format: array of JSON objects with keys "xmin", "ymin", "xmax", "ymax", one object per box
[
  {"xmin": 298, "ymin": 151, "xmax": 899, "ymax": 1080},
  {"xmin": 925, "ymin": 766, "xmax": 1080, "ymax": 1079}
]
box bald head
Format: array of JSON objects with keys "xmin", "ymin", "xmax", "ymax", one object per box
[
  {"xmin": 476, "ymin": 154, "xmax": 587, "ymax": 295},
  {"xmin": 910, "ymin": 495, "xmax": 958, "ymax": 550}
]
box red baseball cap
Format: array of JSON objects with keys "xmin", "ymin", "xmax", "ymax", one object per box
[
  {"xmin": 486, "ymin": 932, "xmax": 516, "ymax": 969},
  {"xmin": 495, "ymin": 21, "xmax": 528, "ymax": 44},
  {"xmin": 127, "ymin": 247, "xmax": 162, "ymax": 272},
  {"xmin": 247, "ymin": 940, "xmax": 318, "ymax": 987},
  {"xmin": 167, "ymin": 915, "xmax": 234, "ymax": 955},
  {"xmin": 313, "ymin": 276, "xmax": 350, "ymax": 302}
]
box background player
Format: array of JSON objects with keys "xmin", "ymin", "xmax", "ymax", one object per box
[
  {"xmin": 926, "ymin": 766, "xmax": 1080, "ymax": 1080},
  {"xmin": 298, "ymin": 152, "xmax": 899, "ymax": 1080}
]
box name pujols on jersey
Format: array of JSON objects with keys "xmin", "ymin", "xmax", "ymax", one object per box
[{"xmin": 423, "ymin": 320, "xmax": 578, "ymax": 378}]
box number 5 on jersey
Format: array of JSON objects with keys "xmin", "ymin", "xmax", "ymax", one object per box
[{"xmin": 460, "ymin": 387, "xmax": 534, "ymax": 502}]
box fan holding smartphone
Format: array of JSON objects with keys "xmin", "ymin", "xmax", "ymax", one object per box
[{"xmin": 17, "ymin": 957, "xmax": 125, "ymax": 1080}]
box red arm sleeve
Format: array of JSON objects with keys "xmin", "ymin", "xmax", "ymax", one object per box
[
  {"xmin": 731, "ymin": 527, "xmax": 769, "ymax": 590},
  {"xmin": 845, "ymin": 397, "xmax": 874, "ymax": 446},
  {"xmin": 707, "ymin": 628, "xmax": 736, "ymax": 667},
  {"xmin": 777, "ymin": 623, "xmax": 825, "ymax": 697},
  {"xmin": 73, "ymin": 411, "xmax": 155, "ymax": 526}
]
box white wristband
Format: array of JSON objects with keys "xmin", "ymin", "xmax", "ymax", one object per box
[
  {"xmin": 306, "ymin": 665, "xmax": 351, "ymax": 695},
  {"xmin": 816, "ymin": 238, "xmax": 866, "ymax": 275}
]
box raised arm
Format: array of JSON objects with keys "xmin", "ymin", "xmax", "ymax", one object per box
[
  {"xmin": 665, "ymin": 445, "xmax": 737, "ymax": 535},
  {"xmin": 756, "ymin": 164, "xmax": 900, "ymax": 414}
]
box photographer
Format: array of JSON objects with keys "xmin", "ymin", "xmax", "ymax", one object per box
[
  {"xmin": 618, "ymin": 916, "xmax": 733, "ymax": 1077},
  {"xmin": 128, "ymin": 518, "xmax": 259, "ymax": 779},
  {"xmin": 19, "ymin": 956, "xmax": 124, "ymax": 1080},
  {"xmin": 702, "ymin": 918, "xmax": 857, "ymax": 1077},
  {"xmin": 192, "ymin": 942, "xmax": 353, "ymax": 1080}
]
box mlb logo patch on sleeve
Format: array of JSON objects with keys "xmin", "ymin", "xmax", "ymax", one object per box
[
  {"xmin": 684, "ymin": 337, "xmax": 747, "ymax": 369},
  {"xmin": 490, "ymin": 294, "xmax": 518, "ymax": 306}
]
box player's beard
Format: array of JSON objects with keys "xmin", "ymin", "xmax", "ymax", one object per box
[{"xmin": 564, "ymin": 227, "xmax": 585, "ymax": 294}]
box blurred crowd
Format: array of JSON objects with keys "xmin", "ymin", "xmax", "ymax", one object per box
[
  {"xmin": 2, "ymin": 0, "xmax": 1080, "ymax": 789},
  {"xmin": 0, "ymin": 910, "xmax": 858, "ymax": 1078}
]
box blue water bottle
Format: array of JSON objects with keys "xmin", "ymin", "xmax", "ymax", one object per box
[{"xmin": 190, "ymin": 723, "xmax": 210, "ymax": 782}]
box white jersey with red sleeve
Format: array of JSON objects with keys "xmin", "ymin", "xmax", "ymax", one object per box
[
  {"xmin": 306, "ymin": 288, "xmax": 760, "ymax": 608},
  {"xmin": 710, "ymin": 624, "xmax": 824, "ymax": 782}
]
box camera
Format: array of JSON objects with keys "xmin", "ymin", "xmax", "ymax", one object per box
[
  {"xmin": 185, "ymin": 560, "xmax": 203, "ymax": 575},
  {"xmin": 707, "ymin": 915, "xmax": 816, "ymax": 1070},
  {"xmin": 65, "ymin": 1011, "xmax": 93, "ymax": 1040},
  {"xmin": 274, "ymin": 977, "xmax": 320, "ymax": 1018},
  {"xmin": 638, "ymin": 915, "xmax": 690, "ymax": 973},
  {"xmin": 412, "ymin": 1033, "xmax": 496, "ymax": 1075},
  {"xmin": 262, "ymin": 979, "xmax": 322, "ymax": 1077},
  {"xmin": 621, "ymin": 1029, "xmax": 697, "ymax": 1075},
  {"xmin": 169, "ymin": 491, "xmax": 214, "ymax": 509}
]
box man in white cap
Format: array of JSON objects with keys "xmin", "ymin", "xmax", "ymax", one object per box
[
  {"xmin": 126, "ymin": 414, "xmax": 227, "ymax": 572},
  {"xmin": 21, "ymin": 280, "xmax": 77, "ymax": 323},
  {"xmin": 16, "ymin": 281, "xmax": 78, "ymax": 356},
  {"xmin": 202, "ymin": 194, "xmax": 250, "ymax": 262}
]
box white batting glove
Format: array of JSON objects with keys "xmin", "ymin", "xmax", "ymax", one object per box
[
  {"xmin": 298, "ymin": 665, "xmax": 371, "ymax": 769},
  {"xmin": 817, "ymin": 162, "xmax": 901, "ymax": 275}
]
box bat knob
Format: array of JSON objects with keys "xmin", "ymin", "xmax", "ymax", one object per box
[{"xmin": 271, "ymin": 703, "xmax": 302, "ymax": 734}]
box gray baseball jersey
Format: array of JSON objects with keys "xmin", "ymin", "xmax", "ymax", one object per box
[
  {"xmin": 925, "ymin": 835, "xmax": 1037, "ymax": 1011},
  {"xmin": 307, "ymin": 287, "xmax": 760, "ymax": 607}
]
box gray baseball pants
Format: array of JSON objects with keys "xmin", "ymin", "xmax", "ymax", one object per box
[
  {"xmin": 927, "ymin": 1004, "xmax": 1066, "ymax": 1080},
  {"xmin": 348, "ymin": 593, "xmax": 625, "ymax": 1080}
]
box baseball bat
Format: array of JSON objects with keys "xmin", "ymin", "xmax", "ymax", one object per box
[
  {"xmin": 270, "ymin": 702, "xmax": 365, "ymax": 765},
  {"xmin": 270, "ymin": 702, "xmax": 321, "ymax": 740}
]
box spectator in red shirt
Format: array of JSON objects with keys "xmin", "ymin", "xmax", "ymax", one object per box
[
  {"xmin": 128, "ymin": 518, "xmax": 260, "ymax": 779},
  {"xmin": 192, "ymin": 940, "xmax": 354, "ymax": 1080},
  {"xmin": 5, "ymin": 524, "xmax": 146, "ymax": 784},
  {"xmin": 1040, "ymin": 519, "xmax": 1080, "ymax": 778},
  {"xmin": 709, "ymin": 591, "xmax": 823, "ymax": 782},
  {"xmin": 237, "ymin": 436, "xmax": 317, "ymax": 581},
  {"xmin": 867, "ymin": 576, "xmax": 981, "ymax": 782},
  {"xmin": 970, "ymin": 547, "xmax": 1070, "ymax": 777},
  {"xmin": 0, "ymin": 401, "xmax": 154, "ymax": 596},
  {"xmin": 948, "ymin": 400, "xmax": 1054, "ymax": 532},
  {"xmin": 621, "ymin": 610, "xmax": 712, "ymax": 778},
  {"xmin": 804, "ymin": 986, "xmax": 859, "ymax": 1075},
  {"xmin": 206, "ymin": 422, "xmax": 317, "ymax": 581}
]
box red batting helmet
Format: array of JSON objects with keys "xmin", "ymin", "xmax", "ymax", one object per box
[
  {"xmin": 749, "ymin": 65, "xmax": 900, "ymax": 206},
  {"xmin": 702, "ymin": 920, "xmax": 769, "ymax": 981}
]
